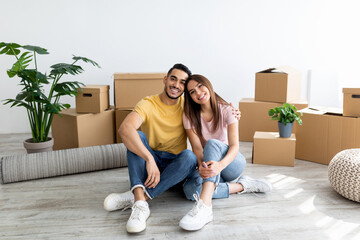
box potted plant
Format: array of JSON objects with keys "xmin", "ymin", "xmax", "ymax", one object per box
[
  {"xmin": 268, "ymin": 103, "xmax": 303, "ymax": 138},
  {"xmin": 0, "ymin": 42, "xmax": 100, "ymax": 153}
]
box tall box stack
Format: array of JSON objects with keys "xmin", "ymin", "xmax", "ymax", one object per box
[
  {"xmin": 114, "ymin": 73, "xmax": 165, "ymax": 142},
  {"xmin": 239, "ymin": 66, "xmax": 307, "ymax": 142},
  {"xmin": 51, "ymin": 85, "xmax": 115, "ymax": 150}
]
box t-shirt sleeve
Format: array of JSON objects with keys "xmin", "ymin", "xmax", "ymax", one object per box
[
  {"xmin": 182, "ymin": 113, "xmax": 192, "ymax": 129},
  {"xmin": 134, "ymin": 99, "xmax": 151, "ymax": 123},
  {"xmin": 224, "ymin": 105, "xmax": 239, "ymax": 125}
]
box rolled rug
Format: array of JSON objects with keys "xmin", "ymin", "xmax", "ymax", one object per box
[{"xmin": 0, "ymin": 143, "xmax": 127, "ymax": 184}]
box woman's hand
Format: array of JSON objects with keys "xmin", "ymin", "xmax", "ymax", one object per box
[
  {"xmin": 198, "ymin": 162, "xmax": 214, "ymax": 179},
  {"xmin": 145, "ymin": 159, "xmax": 160, "ymax": 188},
  {"xmin": 207, "ymin": 161, "xmax": 224, "ymax": 177}
]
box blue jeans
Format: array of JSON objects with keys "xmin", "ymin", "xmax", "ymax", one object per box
[
  {"xmin": 127, "ymin": 131, "xmax": 197, "ymax": 199},
  {"xmin": 183, "ymin": 139, "xmax": 246, "ymax": 200}
]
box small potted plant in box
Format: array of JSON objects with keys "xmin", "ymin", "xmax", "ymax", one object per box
[
  {"xmin": 0, "ymin": 42, "xmax": 100, "ymax": 153},
  {"xmin": 268, "ymin": 103, "xmax": 303, "ymax": 138}
]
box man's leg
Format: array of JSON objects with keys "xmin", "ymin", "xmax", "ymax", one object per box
[{"xmin": 145, "ymin": 149, "xmax": 197, "ymax": 198}]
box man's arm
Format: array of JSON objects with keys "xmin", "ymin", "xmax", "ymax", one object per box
[{"xmin": 119, "ymin": 111, "xmax": 160, "ymax": 188}]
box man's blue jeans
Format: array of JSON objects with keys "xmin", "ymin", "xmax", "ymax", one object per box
[
  {"xmin": 183, "ymin": 139, "xmax": 246, "ymax": 200},
  {"xmin": 127, "ymin": 131, "xmax": 197, "ymax": 199}
]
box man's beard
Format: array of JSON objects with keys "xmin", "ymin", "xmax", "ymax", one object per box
[{"xmin": 165, "ymin": 88, "xmax": 183, "ymax": 100}]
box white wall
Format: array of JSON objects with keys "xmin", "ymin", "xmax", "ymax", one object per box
[{"xmin": 1, "ymin": 0, "xmax": 360, "ymax": 133}]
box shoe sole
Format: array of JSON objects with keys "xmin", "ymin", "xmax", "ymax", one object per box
[
  {"xmin": 179, "ymin": 215, "xmax": 213, "ymax": 231},
  {"xmin": 126, "ymin": 224, "xmax": 146, "ymax": 233}
]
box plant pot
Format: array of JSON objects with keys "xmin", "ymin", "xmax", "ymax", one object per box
[
  {"xmin": 278, "ymin": 122, "xmax": 293, "ymax": 138},
  {"xmin": 23, "ymin": 137, "xmax": 54, "ymax": 154}
]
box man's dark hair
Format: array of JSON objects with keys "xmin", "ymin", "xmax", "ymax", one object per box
[{"xmin": 167, "ymin": 63, "xmax": 192, "ymax": 77}]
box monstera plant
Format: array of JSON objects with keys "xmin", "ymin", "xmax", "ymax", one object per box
[{"xmin": 0, "ymin": 42, "xmax": 100, "ymax": 153}]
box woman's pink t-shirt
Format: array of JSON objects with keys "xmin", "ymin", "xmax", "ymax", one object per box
[{"xmin": 183, "ymin": 104, "xmax": 238, "ymax": 147}]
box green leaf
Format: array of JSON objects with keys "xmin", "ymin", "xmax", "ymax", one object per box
[
  {"xmin": 72, "ymin": 55, "xmax": 101, "ymax": 68},
  {"xmin": 0, "ymin": 42, "xmax": 21, "ymax": 55},
  {"xmin": 10, "ymin": 52, "xmax": 33, "ymax": 74},
  {"xmin": 22, "ymin": 45, "xmax": 49, "ymax": 55},
  {"xmin": 53, "ymin": 81, "xmax": 84, "ymax": 97},
  {"xmin": 50, "ymin": 63, "xmax": 84, "ymax": 75},
  {"xmin": 3, "ymin": 98, "xmax": 34, "ymax": 111}
]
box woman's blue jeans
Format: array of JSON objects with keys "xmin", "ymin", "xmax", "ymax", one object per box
[
  {"xmin": 127, "ymin": 131, "xmax": 197, "ymax": 199},
  {"xmin": 183, "ymin": 139, "xmax": 246, "ymax": 200}
]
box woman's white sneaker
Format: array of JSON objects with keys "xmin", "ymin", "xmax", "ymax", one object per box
[
  {"xmin": 179, "ymin": 199, "xmax": 213, "ymax": 231},
  {"xmin": 103, "ymin": 191, "xmax": 134, "ymax": 211},
  {"xmin": 237, "ymin": 175, "xmax": 272, "ymax": 193},
  {"xmin": 126, "ymin": 200, "xmax": 150, "ymax": 233}
]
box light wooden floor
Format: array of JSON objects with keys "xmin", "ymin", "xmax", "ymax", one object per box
[{"xmin": 1, "ymin": 133, "xmax": 360, "ymax": 240}]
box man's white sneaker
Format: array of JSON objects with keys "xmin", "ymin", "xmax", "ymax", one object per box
[
  {"xmin": 237, "ymin": 175, "xmax": 272, "ymax": 193},
  {"xmin": 179, "ymin": 197, "xmax": 213, "ymax": 231},
  {"xmin": 103, "ymin": 191, "xmax": 134, "ymax": 211},
  {"xmin": 126, "ymin": 200, "xmax": 150, "ymax": 233}
]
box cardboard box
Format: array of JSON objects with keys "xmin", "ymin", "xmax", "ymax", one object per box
[
  {"xmin": 255, "ymin": 66, "xmax": 302, "ymax": 103},
  {"xmin": 51, "ymin": 108, "xmax": 115, "ymax": 150},
  {"xmin": 295, "ymin": 107, "xmax": 360, "ymax": 165},
  {"xmin": 253, "ymin": 131, "xmax": 295, "ymax": 167},
  {"xmin": 343, "ymin": 88, "xmax": 360, "ymax": 117},
  {"xmin": 76, "ymin": 85, "xmax": 110, "ymax": 113},
  {"xmin": 238, "ymin": 98, "xmax": 308, "ymax": 142},
  {"xmin": 114, "ymin": 73, "xmax": 165, "ymax": 109}
]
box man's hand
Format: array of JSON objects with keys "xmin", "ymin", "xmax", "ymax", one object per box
[
  {"xmin": 144, "ymin": 159, "xmax": 160, "ymax": 189},
  {"xmin": 230, "ymin": 102, "xmax": 241, "ymax": 120},
  {"xmin": 199, "ymin": 162, "xmax": 214, "ymax": 179}
]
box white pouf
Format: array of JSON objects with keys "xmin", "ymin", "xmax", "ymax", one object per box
[{"xmin": 328, "ymin": 149, "xmax": 360, "ymax": 203}]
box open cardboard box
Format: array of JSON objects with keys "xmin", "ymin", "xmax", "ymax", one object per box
[
  {"xmin": 255, "ymin": 66, "xmax": 302, "ymax": 103},
  {"xmin": 295, "ymin": 107, "xmax": 360, "ymax": 165}
]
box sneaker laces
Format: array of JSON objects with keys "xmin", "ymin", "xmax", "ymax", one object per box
[
  {"xmin": 129, "ymin": 203, "xmax": 147, "ymax": 220},
  {"xmin": 117, "ymin": 193, "xmax": 134, "ymax": 211},
  {"xmin": 188, "ymin": 192, "xmax": 202, "ymax": 217}
]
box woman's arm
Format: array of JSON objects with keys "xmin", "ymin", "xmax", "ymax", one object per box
[
  {"xmin": 186, "ymin": 129, "xmax": 213, "ymax": 179},
  {"xmin": 208, "ymin": 122, "xmax": 239, "ymax": 175},
  {"xmin": 185, "ymin": 129, "xmax": 204, "ymax": 166}
]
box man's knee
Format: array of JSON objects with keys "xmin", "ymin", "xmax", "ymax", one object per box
[{"xmin": 179, "ymin": 149, "xmax": 197, "ymax": 168}]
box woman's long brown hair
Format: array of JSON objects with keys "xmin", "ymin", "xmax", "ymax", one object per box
[{"xmin": 184, "ymin": 74, "xmax": 228, "ymax": 144}]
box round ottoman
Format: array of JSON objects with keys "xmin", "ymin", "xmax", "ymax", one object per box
[{"xmin": 328, "ymin": 149, "xmax": 360, "ymax": 202}]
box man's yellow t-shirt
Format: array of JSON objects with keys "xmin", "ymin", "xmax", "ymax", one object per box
[{"xmin": 134, "ymin": 94, "xmax": 186, "ymax": 155}]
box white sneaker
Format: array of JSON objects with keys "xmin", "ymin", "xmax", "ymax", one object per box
[
  {"xmin": 126, "ymin": 200, "xmax": 150, "ymax": 233},
  {"xmin": 179, "ymin": 197, "xmax": 213, "ymax": 231},
  {"xmin": 237, "ymin": 175, "xmax": 272, "ymax": 193},
  {"xmin": 103, "ymin": 191, "xmax": 134, "ymax": 211}
]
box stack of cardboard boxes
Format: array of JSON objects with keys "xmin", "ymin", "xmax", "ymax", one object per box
[
  {"xmin": 241, "ymin": 66, "xmax": 308, "ymax": 167},
  {"xmin": 51, "ymin": 85, "xmax": 115, "ymax": 150},
  {"xmin": 51, "ymin": 73, "xmax": 165, "ymax": 150},
  {"xmin": 114, "ymin": 73, "xmax": 165, "ymax": 143},
  {"xmin": 295, "ymin": 88, "xmax": 360, "ymax": 165}
]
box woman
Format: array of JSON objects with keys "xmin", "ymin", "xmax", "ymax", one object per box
[{"xmin": 179, "ymin": 74, "xmax": 272, "ymax": 231}]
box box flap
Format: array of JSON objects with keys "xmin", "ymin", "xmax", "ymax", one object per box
[
  {"xmin": 301, "ymin": 107, "xmax": 343, "ymax": 116},
  {"xmin": 114, "ymin": 73, "xmax": 166, "ymax": 80},
  {"xmin": 257, "ymin": 66, "xmax": 300, "ymax": 75},
  {"xmin": 343, "ymin": 88, "xmax": 360, "ymax": 94},
  {"xmin": 78, "ymin": 85, "xmax": 109, "ymax": 93}
]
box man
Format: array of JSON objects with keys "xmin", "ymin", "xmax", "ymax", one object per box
[{"xmin": 104, "ymin": 64, "xmax": 197, "ymax": 233}]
